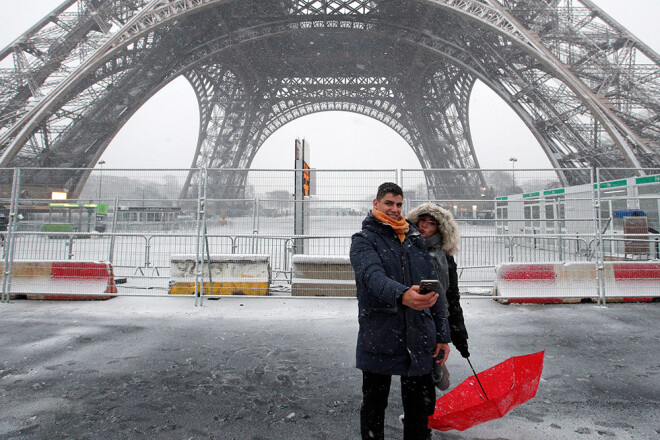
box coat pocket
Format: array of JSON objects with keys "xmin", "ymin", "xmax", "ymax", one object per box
[{"xmin": 358, "ymin": 309, "xmax": 406, "ymax": 356}]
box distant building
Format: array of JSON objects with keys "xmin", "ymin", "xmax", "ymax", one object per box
[
  {"xmin": 115, "ymin": 206, "xmax": 184, "ymax": 231},
  {"xmin": 495, "ymin": 174, "xmax": 659, "ymax": 235}
]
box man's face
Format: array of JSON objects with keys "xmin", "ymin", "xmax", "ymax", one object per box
[{"xmin": 373, "ymin": 193, "xmax": 403, "ymax": 220}]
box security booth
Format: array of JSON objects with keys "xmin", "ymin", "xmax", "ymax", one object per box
[
  {"xmin": 41, "ymin": 202, "xmax": 107, "ymax": 235},
  {"xmin": 495, "ymin": 174, "xmax": 660, "ymax": 236},
  {"xmin": 114, "ymin": 206, "xmax": 181, "ymax": 231}
]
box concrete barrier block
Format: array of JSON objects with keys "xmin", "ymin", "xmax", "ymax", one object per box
[
  {"xmin": 494, "ymin": 263, "xmax": 561, "ymax": 303},
  {"xmin": 494, "ymin": 261, "xmax": 659, "ymax": 303},
  {"xmin": 291, "ymin": 255, "xmax": 356, "ymax": 297},
  {"xmin": 0, "ymin": 260, "xmax": 117, "ymax": 300},
  {"xmin": 555, "ymin": 262, "xmax": 596, "ymax": 281},
  {"xmin": 607, "ymin": 262, "xmax": 660, "ymax": 298},
  {"xmin": 169, "ymin": 254, "xmax": 270, "ymax": 296},
  {"xmin": 2, "ymin": 261, "xmax": 52, "ymax": 278}
]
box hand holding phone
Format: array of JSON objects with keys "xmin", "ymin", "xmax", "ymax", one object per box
[{"xmin": 419, "ymin": 279, "xmax": 439, "ymax": 295}]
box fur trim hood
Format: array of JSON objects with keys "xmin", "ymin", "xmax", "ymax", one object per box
[{"xmin": 407, "ymin": 203, "xmax": 460, "ymax": 255}]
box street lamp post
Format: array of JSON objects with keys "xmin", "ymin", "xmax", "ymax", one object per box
[
  {"xmin": 509, "ymin": 157, "xmax": 517, "ymax": 192},
  {"xmin": 97, "ymin": 160, "xmax": 106, "ymax": 202}
]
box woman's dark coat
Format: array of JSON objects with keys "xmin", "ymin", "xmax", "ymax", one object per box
[
  {"xmin": 408, "ymin": 203, "xmax": 470, "ymax": 358},
  {"xmin": 350, "ymin": 212, "xmax": 451, "ymax": 377}
]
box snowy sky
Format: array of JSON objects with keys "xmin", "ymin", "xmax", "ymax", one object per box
[{"xmin": 0, "ymin": 0, "xmax": 657, "ymax": 170}]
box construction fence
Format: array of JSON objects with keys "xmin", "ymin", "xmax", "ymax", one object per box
[{"xmin": 1, "ymin": 167, "xmax": 658, "ymax": 303}]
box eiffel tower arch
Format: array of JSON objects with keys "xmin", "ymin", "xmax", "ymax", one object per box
[{"xmin": 0, "ymin": 0, "xmax": 658, "ymax": 199}]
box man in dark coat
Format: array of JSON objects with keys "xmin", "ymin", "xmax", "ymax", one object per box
[{"xmin": 350, "ymin": 182, "xmax": 451, "ymax": 440}]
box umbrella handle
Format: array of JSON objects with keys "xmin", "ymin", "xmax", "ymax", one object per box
[{"xmin": 467, "ymin": 357, "xmax": 489, "ymax": 401}]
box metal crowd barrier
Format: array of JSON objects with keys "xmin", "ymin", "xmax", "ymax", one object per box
[{"xmin": 2, "ymin": 231, "xmax": 658, "ymax": 300}]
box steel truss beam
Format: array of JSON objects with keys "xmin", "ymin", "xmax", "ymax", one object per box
[{"xmin": 0, "ymin": 0, "xmax": 657, "ymax": 198}]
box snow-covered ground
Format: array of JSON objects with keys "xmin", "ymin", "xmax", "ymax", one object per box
[{"xmin": 1, "ymin": 296, "xmax": 658, "ymax": 439}]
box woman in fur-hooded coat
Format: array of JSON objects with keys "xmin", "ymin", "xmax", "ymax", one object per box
[{"xmin": 408, "ymin": 203, "xmax": 470, "ymax": 358}]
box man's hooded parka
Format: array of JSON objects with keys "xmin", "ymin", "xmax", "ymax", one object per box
[{"xmin": 350, "ymin": 211, "xmax": 451, "ymax": 377}]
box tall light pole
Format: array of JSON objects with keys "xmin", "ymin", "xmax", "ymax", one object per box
[
  {"xmin": 509, "ymin": 157, "xmax": 517, "ymax": 193},
  {"xmin": 97, "ymin": 160, "xmax": 106, "ymax": 202}
]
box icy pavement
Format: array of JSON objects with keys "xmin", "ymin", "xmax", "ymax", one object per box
[{"xmin": 0, "ymin": 296, "xmax": 658, "ymax": 440}]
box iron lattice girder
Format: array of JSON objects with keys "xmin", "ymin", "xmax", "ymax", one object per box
[
  {"xmin": 500, "ymin": 0, "xmax": 660, "ymax": 155},
  {"xmin": 287, "ymin": 0, "xmax": 379, "ymax": 15},
  {"xmin": 180, "ymin": 57, "xmax": 486, "ymax": 198},
  {"xmin": 0, "ymin": 0, "xmax": 150, "ymax": 131},
  {"xmin": 419, "ymin": 65, "xmax": 479, "ymax": 169},
  {"xmin": 0, "ymin": 0, "xmax": 658, "ymax": 195}
]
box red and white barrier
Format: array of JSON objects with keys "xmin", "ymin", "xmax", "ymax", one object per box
[
  {"xmin": 610, "ymin": 262, "xmax": 660, "ymax": 301},
  {"xmin": 494, "ymin": 262, "xmax": 660, "ymax": 303},
  {"xmin": 3, "ymin": 260, "xmax": 117, "ymax": 300}
]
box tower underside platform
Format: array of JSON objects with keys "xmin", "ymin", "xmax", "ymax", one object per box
[{"xmin": 0, "ymin": 0, "xmax": 657, "ymax": 198}]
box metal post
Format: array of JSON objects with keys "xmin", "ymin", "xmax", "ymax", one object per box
[
  {"xmin": 285, "ymin": 238, "xmax": 293, "ymax": 283},
  {"xmin": 2, "ymin": 168, "xmax": 21, "ymax": 302},
  {"xmin": 108, "ymin": 198, "xmax": 118, "ymax": 264},
  {"xmin": 194, "ymin": 168, "xmax": 206, "ymax": 307},
  {"xmin": 252, "ymin": 197, "xmax": 259, "ymax": 254},
  {"xmin": 591, "ymin": 167, "xmax": 601, "ymax": 305},
  {"xmin": 593, "ymin": 168, "xmax": 606, "ymax": 307},
  {"xmin": 144, "ymin": 236, "xmax": 151, "ymax": 270},
  {"xmin": 509, "ymin": 157, "xmax": 517, "ymax": 191},
  {"xmin": 203, "ymin": 217, "xmax": 214, "ymax": 298},
  {"xmin": 200, "ymin": 168, "xmax": 209, "ymax": 306},
  {"xmin": 67, "ymin": 235, "xmax": 74, "ymax": 259},
  {"xmin": 97, "ymin": 160, "xmax": 105, "ymax": 202},
  {"xmin": 253, "ymin": 197, "xmax": 260, "ymax": 235},
  {"xmin": 507, "ymin": 237, "xmax": 514, "ymax": 262},
  {"xmin": 293, "ymin": 170, "xmax": 304, "ymax": 255}
]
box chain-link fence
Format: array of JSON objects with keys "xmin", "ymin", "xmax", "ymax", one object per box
[{"xmin": 1, "ymin": 167, "xmax": 658, "ymax": 303}]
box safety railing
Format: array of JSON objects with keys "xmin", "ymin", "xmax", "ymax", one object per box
[
  {"xmin": 600, "ymin": 234, "xmax": 660, "ymax": 261},
  {"xmin": 1, "ymin": 167, "xmax": 658, "ymax": 303},
  {"xmin": 3, "ymin": 230, "xmax": 659, "ymax": 300}
]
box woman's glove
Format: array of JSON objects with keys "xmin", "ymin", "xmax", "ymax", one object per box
[{"xmin": 450, "ymin": 324, "xmax": 470, "ymax": 358}]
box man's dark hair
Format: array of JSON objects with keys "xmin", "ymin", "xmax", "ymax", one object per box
[{"xmin": 376, "ymin": 182, "xmax": 403, "ymax": 200}]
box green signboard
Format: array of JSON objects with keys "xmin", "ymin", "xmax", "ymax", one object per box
[
  {"xmin": 96, "ymin": 203, "xmax": 109, "ymax": 215},
  {"xmin": 543, "ymin": 188, "xmax": 565, "ymax": 196},
  {"xmin": 635, "ymin": 174, "xmax": 660, "ymax": 185},
  {"xmin": 594, "ymin": 179, "xmax": 627, "ymax": 189}
]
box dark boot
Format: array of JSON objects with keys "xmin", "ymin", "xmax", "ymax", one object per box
[
  {"xmin": 360, "ymin": 406, "xmax": 385, "ymax": 440},
  {"xmin": 402, "ymin": 416, "xmax": 432, "ymax": 440}
]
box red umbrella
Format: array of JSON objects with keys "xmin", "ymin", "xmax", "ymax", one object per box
[{"xmin": 428, "ymin": 351, "xmax": 545, "ymax": 431}]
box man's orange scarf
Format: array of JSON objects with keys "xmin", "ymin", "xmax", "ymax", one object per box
[{"xmin": 372, "ymin": 209, "xmax": 409, "ymax": 243}]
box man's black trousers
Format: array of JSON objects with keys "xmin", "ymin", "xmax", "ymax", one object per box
[{"xmin": 361, "ymin": 371, "xmax": 436, "ymax": 440}]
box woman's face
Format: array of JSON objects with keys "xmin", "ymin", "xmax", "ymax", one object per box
[{"xmin": 417, "ymin": 215, "xmax": 438, "ymax": 238}]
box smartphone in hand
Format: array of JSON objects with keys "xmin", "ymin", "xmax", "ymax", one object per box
[{"xmin": 419, "ymin": 279, "xmax": 439, "ymax": 295}]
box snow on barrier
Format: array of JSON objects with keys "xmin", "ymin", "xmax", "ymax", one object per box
[
  {"xmin": 2, "ymin": 260, "xmax": 118, "ymax": 300},
  {"xmin": 494, "ymin": 262, "xmax": 660, "ymax": 303},
  {"xmin": 291, "ymin": 255, "xmax": 356, "ymax": 297},
  {"xmin": 168, "ymin": 254, "xmax": 270, "ymax": 296}
]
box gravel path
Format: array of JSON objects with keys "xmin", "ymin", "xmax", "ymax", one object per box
[{"xmin": 1, "ymin": 297, "xmax": 658, "ymax": 439}]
